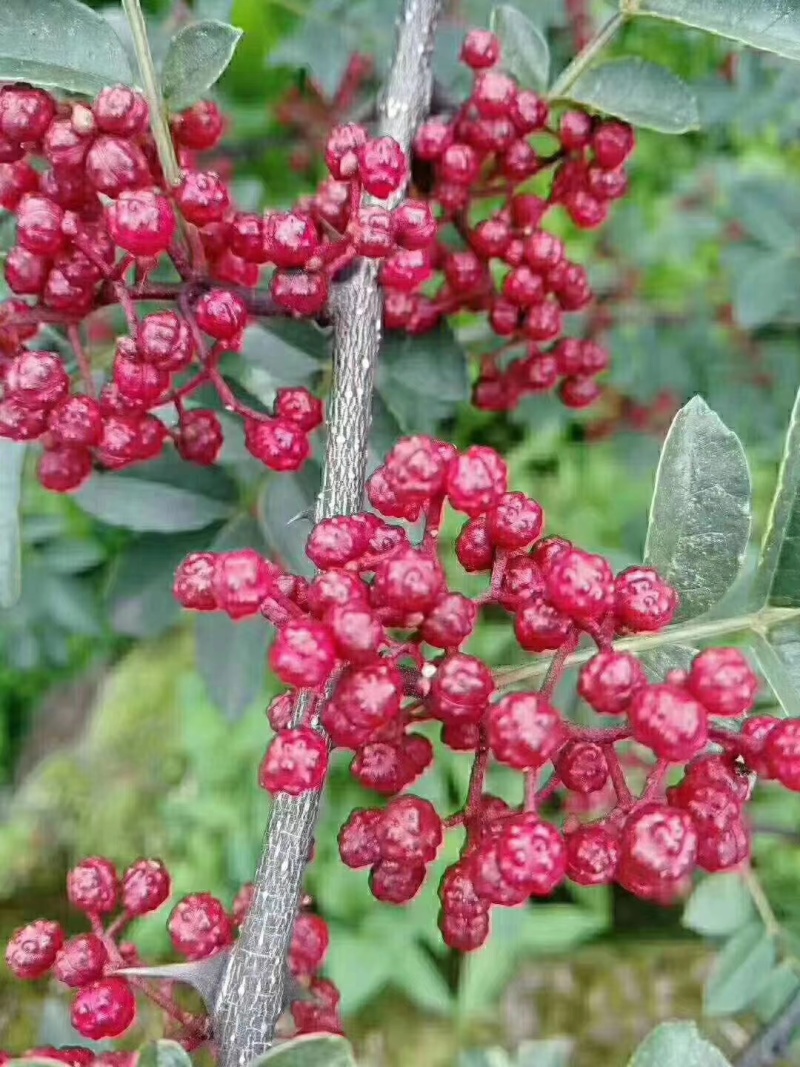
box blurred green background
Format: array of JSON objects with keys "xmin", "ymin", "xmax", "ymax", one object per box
[{"xmin": 5, "ymin": 0, "xmax": 800, "ymax": 1063}]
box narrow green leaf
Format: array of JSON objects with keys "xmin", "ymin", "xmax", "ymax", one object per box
[
  {"xmin": 257, "ymin": 463, "xmax": 321, "ymax": 577},
  {"xmin": 704, "ymin": 921, "xmax": 776, "ymax": 1016},
  {"xmin": 75, "ymin": 473, "xmax": 233, "ymax": 532},
  {"xmin": 682, "ymin": 873, "xmax": 755, "ymax": 936},
  {"xmin": 644, "ymin": 395, "xmax": 751, "ymax": 621},
  {"xmin": 38, "ymin": 538, "xmax": 105, "ymax": 574},
  {"xmin": 732, "ymin": 250, "xmax": 800, "ymax": 329},
  {"xmin": 0, "ymin": 0, "xmax": 135, "ymax": 95},
  {"xmin": 249, "ymin": 1035, "xmax": 357, "ymax": 1067},
  {"xmin": 516, "ymin": 1039, "xmax": 573, "ymax": 1067},
  {"xmin": 560, "ymin": 57, "xmax": 700, "ymax": 134},
  {"xmin": 640, "ymin": 644, "xmax": 698, "ymax": 681},
  {"xmin": 631, "ymin": 0, "xmax": 800, "ymax": 64},
  {"xmin": 138, "ymin": 1042, "xmax": 194, "ymax": 1067},
  {"xmin": 378, "ymin": 324, "xmax": 470, "ymax": 434},
  {"xmin": 489, "ymin": 5, "xmax": 550, "ymax": 91},
  {"xmin": 161, "ymin": 19, "xmax": 243, "ymax": 111},
  {"xmin": 0, "ymin": 441, "xmax": 26, "ymax": 608},
  {"xmin": 196, "ymin": 516, "xmax": 271, "ymax": 719},
  {"xmin": 753, "ymin": 386, "xmax": 800, "ymax": 607},
  {"xmin": 107, "ymin": 530, "xmax": 216, "ymax": 638},
  {"xmin": 627, "ymin": 1022, "xmax": 732, "ymax": 1067},
  {"xmin": 751, "ymin": 631, "xmax": 800, "ymax": 718}
]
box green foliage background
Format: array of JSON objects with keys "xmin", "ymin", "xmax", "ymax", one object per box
[{"xmin": 4, "ymin": 0, "xmax": 800, "ymax": 1063}]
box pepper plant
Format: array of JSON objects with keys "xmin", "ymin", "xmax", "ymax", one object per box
[{"xmin": 3, "ymin": 1, "xmax": 800, "ymax": 1065}]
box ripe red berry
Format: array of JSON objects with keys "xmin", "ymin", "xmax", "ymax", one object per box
[
  {"xmin": 393, "ymin": 199, "xmax": 436, "ymax": 250},
  {"xmin": 514, "ymin": 596, "xmax": 572, "ymax": 652},
  {"xmin": 230, "ymin": 212, "xmax": 266, "ymax": 263},
  {"xmin": 71, "ymin": 977, "xmax": 136, "ymax": 1039},
  {"xmin": 421, "ymin": 592, "xmax": 477, "ymax": 648},
  {"xmin": 244, "ymin": 416, "xmax": 310, "ymax": 471},
  {"xmin": 686, "ymin": 648, "xmax": 758, "ymax": 718},
  {"xmin": 289, "ymin": 913, "xmax": 330, "ymax": 978},
  {"xmin": 578, "ymin": 650, "xmax": 647, "ymax": 715},
  {"xmin": 85, "ymin": 136, "xmax": 150, "ymax": 198},
  {"xmin": 592, "ymin": 120, "xmax": 635, "ymax": 169},
  {"xmin": 168, "ymin": 893, "xmax": 233, "ymax": 960},
  {"xmin": 413, "ymin": 119, "xmax": 453, "ymax": 161},
  {"xmin": 486, "ymin": 491, "xmax": 544, "ymax": 549},
  {"xmin": 5, "ymin": 919, "xmax": 64, "ymax": 980},
  {"xmin": 306, "ymin": 516, "xmax": 370, "ymax": 569},
  {"xmin": 272, "ymin": 269, "xmax": 329, "ymax": 316},
  {"xmin": 137, "ymin": 311, "xmax": 194, "ymax": 371},
  {"xmin": 460, "ymin": 29, "xmax": 500, "ymax": 68},
  {"xmin": 486, "ymin": 692, "xmax": 564, "ymax": 769},
  {"xmin": 369, "ymin": 859, "xmax": 426, "ymax": 903},
  {"xmin": 373, "ymin": 546, "xmax": 444, "ymax": 614},
  {"xmin": 557, "ymin": 739, "xmax": 609, "ymax": 793},
  {"xmin": 495, "ymin": 814, "xmax": 567, "ymax": 895},
  {"xmin": 615, "ymin": 567, "xmax": 678, "ymax": 632},
  {"xmin": 263, "ymin": 211, "xmax": 320, "ymax": 269},
  {"xmin": 174, "ymin": 552, "xmax": 218, "ymax": 611},
  {"xmin": 447, "ymin": 446, "xmax": 508, "ymax": 517},
  {"xmin": 629, "ymin": 684, "xmax": 708, "ymax": 761},
  {"xmin": 376, "ymin": 795, "xmax": 442, "ymax": 864},
  {"xmin": 270, "ymin": 619, "xmax": 337, "ymax": 688},
  {"xmin": 546, "ymin": 548, "xmax": 614, "ymax": 621},
  {"xmin": 565, "ymin": 825, "xmax": 620, "ymax": 886},
  {"xmin": 47, "ymin": 395, "xmax": 102, "ymax": 448},
  {"xmin": 175, "ymin": 409, "xmax": 224, "ymax": 466},
  {"xmin": 325, "ymin": 122, "xmax": 368, "ymax": 180},
  {"xmin": 194, "ymin": 289, "xmax": 247, "ymax": 341},
  {"xmin": 121, "ymin": 859, "xmax": 171, "ymax": 917},
  {"xmin": 93, "ymin": 86, "xmax": 149, "ymax": 136},
  {"xmin": 176, "ymin": 170, "xmax": 230, "ymax": 226},
  {"xmin": 275, "ymin": 387, "xmax": 323, "ymax": 431},
  {"xmin": 338, "ymin": 809, "xmax": 383, "ymax": 868},
  {"xmin": 53, "ymin": 934, "xmax": 109, "ymax": 988},
  {"xmin": 456, "ymin": 516, "xmax": 495, "ymax": 572},
  {"xmin": 172, "ymin": 101, "xmax": 225, "ymax": 150},
  {"xmin": 472, "ymin": 71, "xmax": 517, "ymax": 118},
  {"xmin": 212, "ymin": 549, "xmax": 274, "ymax": 619},
  {"xmin": 67, "ymin": 858, "xmax": 120, "ymax": 915},
  {"xmin": 107, "ymin": 189, "xmax": 176, "ymax": 257},
  {"xmin": 439, "ymin": 910, "xmax": 490, "ymax": 951},
  {"xmin": 764, "ymin": 720, "xmax": 800, "ymax": 790},
  {"xmin": 0, "ymin": 85, "xmax": 56, "ymax": 143},
  {"xmin": 38, "ymin": 446, "xmax": 93, "ymax": 493},
  {"xmin": 259, "ymin": 727, "xmax": 329, "ymax": 796},
  {"xmin": 357, "ymin": 137, "xmax": 408, "ymax": 199},
  {"xmin": 326, "ymin": 603, "xmax": 384, "ymax": 663},
  {"xmin": 620, "ymin": 804, "xmax": 697, "ymax": 888}
]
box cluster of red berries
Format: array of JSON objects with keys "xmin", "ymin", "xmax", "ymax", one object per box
[
  {"xmin": 4, "ymin": 855, "xmax": 338, "ymax": 1046},
  {"xmin": 169, "ymin": 432, "xmax": 786, "ymax": 951},
  {"xmin": 0, "ymin": 82, "xmax": 334, "ymax": 490},
  {"xmin": 379, "ymin": 29, "xmax": 634, "ymax": 412}
]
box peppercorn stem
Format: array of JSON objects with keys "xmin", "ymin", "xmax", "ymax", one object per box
[
  {"xmin": 548, "ymin": 12, "xmax": 626, "ymax": 99},
  {"xmin": 121, "ymin": 0, "xmax": 182, "ymax": 188},
  {"xmin": 494, "ymin": 606, "xmax": 800, "ymax": 690}
]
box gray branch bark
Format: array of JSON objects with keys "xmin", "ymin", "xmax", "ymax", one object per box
[
  {"xmin": 735, "ymin": 987, "xmax": 800, "ymax": 1067},
  {"xmin": 212, "ymin": 2, "xmax": 442, "ymax": 1063}
]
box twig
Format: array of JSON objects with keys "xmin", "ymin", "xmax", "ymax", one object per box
[
  {"xmin": 211, "ymin": 1, "xmax": 443, "ymax": 1063},
  {"xmin": 549, "ymin": 12, "xmax": 626, "ymax": 99},
  {"xmin": 735, "ymin": 986, "xmax": 800, "ymax": 1067}
]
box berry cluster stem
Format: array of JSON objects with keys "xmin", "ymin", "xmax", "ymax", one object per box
[
  {"xmin": 211, "ymin": 1, "xmax": 443, "ymax": 1062},
  {"xmin": 121, "ymin": 0, "xmax": 182, "ymax": 187},
  {"xmin": 549, "ymin": 12, "xmax": 626, "ymax": 99}
]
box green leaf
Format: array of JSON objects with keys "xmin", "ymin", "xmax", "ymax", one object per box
[
  {"xmin": 0, "ymin": 441, "xmax": 26, "ymax": 609},
  {"xmin": 630, "ymin": 0, "xmax": 800, "ymax": 63},
  {"xmin": 76, "ymin": 473, "xmax": 234, "ymax": 532},
  {"xmin": 378, "ymin": 324, "xmax": 470, "ymax": 434},
  {"xmin": 241, "ymin": 324, "xmax": 322, "ymax": 386},
  {"xmin": 644, "ymin": 395, "xmax": 751, "ymax": 621},
  {"xmin": 0, "ymin": 0, "xmax": 134, "ymax": 95},
  {"xmin": 750, "ymin": 631, "xmax": 800, "ymax": 718},
  {"xmin": 516, "ymin": 1039, "xmax": 574, "ymax": 1067},
  {"xmin": 38, "ymin": 538, "xmax": 105, "ymax": 574},
  {"xmin": 107, "ymin": 530, "xmax": 216, "ymax": 638},
  {"xmin": 138, "ymin": 1041, "xmax": 194, "ymax": 1067},
  {"xmin": 324, "ymin": 927, "xmax": 393, "ymax": 1011},
  {"xmin": 627, "ymin": 1022, "xmax": 732, "ymax": 1067},
  {"xmin": 458, "ymin": 1052, "xmax": 512, "ymax": 1067},
  {"xmin": 704, "ymin": 921, "xmax": 777, "ymax": 1016},
  {"xmin": 560, "ymin": 57, "xmax": 700, "ymax": 134},
  {"xmin": 161, "ymin": 19, "xmax": 244, "ymax": 111},
  {"xmin": 257, "ymin": 463, "xmax": 320, "ymax": 577},
  {"xmin": 640, "ymin": 644, "xmax": 698, "ymax": 682},
  {"xmin": 489, "ymin": 6, "xmax": 550, "ymax": 91},
  {"xmin": 249, "ymin": 1035, "xmax": 357, "ymax": 1067},
  {"xmin": 195, "ymin": 515, "xmax": 272, "ymax": 719},
  {"xmin": 753, "ymin": 386, "xmax": 800, "ymax": 608},
  {"xmin": 682, "ymin": 873, "xmax": 755, "ymax": 936},
  {"xmin": 731, "ymin": 250, "xmax": 800, "ymax": 329}
]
